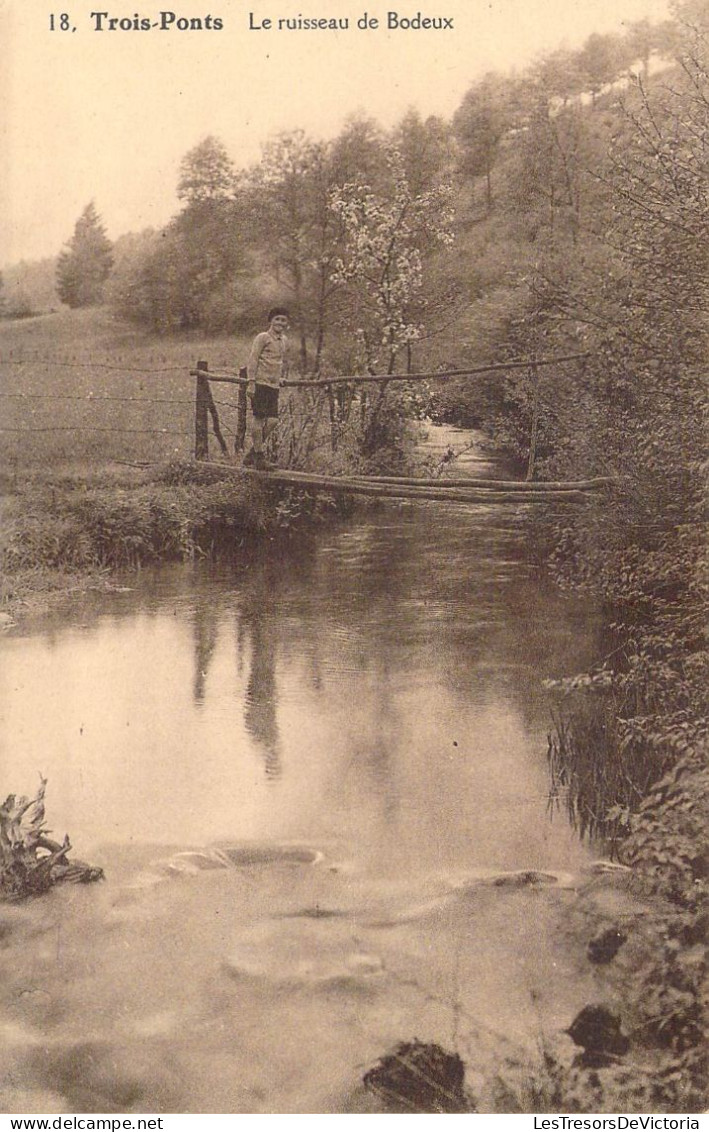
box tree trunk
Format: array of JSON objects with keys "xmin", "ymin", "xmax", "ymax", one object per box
[
  {"xmin": 313, "ymin": 270, "xmax": 328, "ymax": 375},
  {"xmin": 327, "ymin": 384, "xmax": 338, "ymax": 452}
]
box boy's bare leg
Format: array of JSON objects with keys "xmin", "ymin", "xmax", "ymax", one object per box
[
  {"xmin": 243, "ymin": 417, "xmax": 264, "ymax": 466},
  {"xmin": 245, "ymin": 416, "xmax": 277, "ymax": 468},
  {"xmin": 259, "ymin": 418, "xmax": 278, "ymax": 467},
  {"xmin": 250, "ymin": 417, "xmax": 265, "ymax": 455}
]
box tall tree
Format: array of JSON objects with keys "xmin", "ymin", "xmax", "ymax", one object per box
[
  {"xmin": 177, "ymin": 136, "xmax": 235, "ymax": 203},
  {"xmin": 171, "ymin": 137, "xmax": 241, "ymax": 329},
  {"xmin": 530, "ymin": 47, "xmax": 587, "ymax": 105},
  {"xmin": 329, "ymin": 114, "xmax": 387, "ymax": 190},
  {"xmin": 330, "ymin": 153, "xmax": 454, "ymax": 453},
  {"xmin": 109, "ymin": 136, "xmax": 245, "ymax": 332},
  {"xmin": 390, "ymin": 109, "xmax": 453, "ymax": 194},
  {"xmin": 452, "ymin": 73, "xmax": 522, "ymax": 213},
  {"xmin": 244, "ymin": 130, "xmax": 342, "ymax": 371},
  {"xmin": 577, "ymin": 32, "xmax": 625, "ymax": 103},
  {"xmin": 56, "ymin": 202, "xmax": 114, "ymax": 308}
]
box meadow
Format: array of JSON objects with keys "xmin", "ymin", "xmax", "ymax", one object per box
[{"xmin": 0, "ymin": 308, "xmax": 252, "ymax": 472}]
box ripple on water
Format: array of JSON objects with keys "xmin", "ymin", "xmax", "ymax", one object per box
[{"xmin": 224, "ymin": 917, "xmax": 384, "ymax": 986}]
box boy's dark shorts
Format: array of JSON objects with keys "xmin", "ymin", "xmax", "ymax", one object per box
[{"xmin": 252, "ymin": 384, "xmax": 279, "ymax": 419}]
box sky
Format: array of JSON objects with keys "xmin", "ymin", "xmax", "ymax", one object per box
[{"xmin": 2, "ymin": 0, "xmax": 671, "ymax": 265}]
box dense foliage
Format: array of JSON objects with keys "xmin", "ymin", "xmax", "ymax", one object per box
[{"xmin": 537, "ymin": 0, "xmax": 707, "ymax": 835}]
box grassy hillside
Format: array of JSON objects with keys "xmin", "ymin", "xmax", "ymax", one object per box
[{"xmin": 0, "ymin": 308, "xmax": 251, "ymax": 470}]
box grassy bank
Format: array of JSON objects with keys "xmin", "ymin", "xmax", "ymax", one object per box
[{"xmin": 0, "ymin": 461, "xmax": 343, "ymax": 619}]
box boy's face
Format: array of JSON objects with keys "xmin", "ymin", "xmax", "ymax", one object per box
[{"xmin": 270, "ymin": 314, "xmax": 289, "ymax": 336}]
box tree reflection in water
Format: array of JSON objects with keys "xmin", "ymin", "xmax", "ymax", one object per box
[
  {"xmin": 242, "ymin": 612, "xmax": 281, "ymax": 780},
  {"xmin": 191, "ymin": 601, "xmax": 219, "ymax": 704},
  {"xmin": 191, "ymin": 587, "xmax": 282, "ymax": 779}
]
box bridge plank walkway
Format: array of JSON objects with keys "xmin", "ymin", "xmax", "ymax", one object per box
[{"xmin": 202, "ymin": 462, "xmax": 608, "ymax": 505}]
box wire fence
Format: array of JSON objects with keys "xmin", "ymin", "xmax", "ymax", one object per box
[
  {"xmin": 0, "ymin": 426, "xmax": 190, "ymax": 435},
  {"xmin": 0, "ymin": 352, "xmax": 225, "ymax": 464},
  {"xmin": 1, "ymin": 357, "xmax": 187, "ymax": 374},
  {"xmin": 0, "ymin": 354, "xmax": 246, "ymax": 458},
  {"xmin": 0, "ymin": 393, "xmax": 195, "ymax": 404},
  {"xmin": 0, "ymin": 348, "xmax": 580, "ymax": 439},
  {"xmin": 0, "ymin": 348, "xmax": 605, "ymax": 467}
]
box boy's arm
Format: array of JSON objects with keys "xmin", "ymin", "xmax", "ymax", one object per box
[
  {"xmin": 246, "ymin": 333, "xmax": 266, "ymax": 398},
  {"xmin": 281, "ymin": 335, "xmax": 290, "ymax": 382}
]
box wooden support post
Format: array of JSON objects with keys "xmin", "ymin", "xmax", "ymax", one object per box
[
  {"xmin": 235, "ymin": 367, "xmax": 248, "ymax": 452},
  {"xmin": 205, "ymin": 382, "xmax": 228, "ymax": 456},
  {"xmin": 526, "ymin": 363, "xmax": 540, "ymax": 482},
  {"xmin": 195, "ymin": 360, "xmax": 210, "ymax": 461}
]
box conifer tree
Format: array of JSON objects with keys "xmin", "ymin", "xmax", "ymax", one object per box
[{"xmin": 56, "ymin": 202, "xmax": 114, "ymax": 307}]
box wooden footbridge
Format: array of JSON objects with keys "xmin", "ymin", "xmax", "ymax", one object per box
[
  {"xmin": 217, "ymin": 465, "xmax": 609, "ymax": 505},
  {"xmin": 191, "ymin": 354, "xmax": 611, "ymax": 506}
]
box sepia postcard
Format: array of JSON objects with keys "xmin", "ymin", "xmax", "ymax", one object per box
[{"xmin": 1, "ymin": 0, "xmax": 706, "ymax": 1121}]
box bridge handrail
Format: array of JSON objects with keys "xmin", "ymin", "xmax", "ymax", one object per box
[{"xmin": 190, "ymin": 352, "xmax": 590, "ymax": 388}]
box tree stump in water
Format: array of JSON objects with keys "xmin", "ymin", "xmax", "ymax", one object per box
[{"xmin": 0, "ymin": 780, "xmax": 103, "ymax": 900}]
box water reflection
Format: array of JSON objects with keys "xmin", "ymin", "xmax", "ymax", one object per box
[
  {"xmin": 0, "ymin": 440, "xmax": 614, "ymax": 1116},
  {"xmin": 191, "ymin": 601, "xmax": 219, "ymax": 704},
  {"xmin": 0, "ymin": 501, "xmax": 604, "ymax": 873},
  {"xmin": 241, "ymin": 611, "xmax": 281, "ymax": 780},
  {"xmin": 190, "ymin": 567, "xmax": 283, "ymax": 776}
]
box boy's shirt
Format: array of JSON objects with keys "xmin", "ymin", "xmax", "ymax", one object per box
[{"xmin": 247, "ymin": 331, "xmax": 288, "ymax": 390}]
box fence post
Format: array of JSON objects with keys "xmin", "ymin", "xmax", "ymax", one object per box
[
  {"xmin": 235, "ymin": 366, "xmax": 248, "ymax": 452},
  {"xmin": 205, "ymin": 384, "xmax": 228, "ymax": 456},
  {"xmin": 195, "ymin": 360, "xmax": 209, "ymax": 460}
]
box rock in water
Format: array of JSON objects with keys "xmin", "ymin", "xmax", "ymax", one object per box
[
  {"xmin": 587, "ymin": 927, "xmax": 627, "ymax": 964},
  {"xmin": 218, "ymin": 844, "xmax": 322, "ymax": 867},
  {"xmin": 566, "ymin": 1004, "xmax": 630, "ymax": 1065},
  {"xmin": 224, "ymin": 917, "xmax": 382, "ymax": 985},
  {"xmin": 488, "ymin": 870, "xmax": 558, "ymax": 887},
  {"xmin": 363, "ymin": 1041, "xmax": 473, "ymax": 1113}
]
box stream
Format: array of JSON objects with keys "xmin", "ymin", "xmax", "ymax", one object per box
[{"xmin": 0, "ymin": 431, "xmax": 610, "ymax": 1113}]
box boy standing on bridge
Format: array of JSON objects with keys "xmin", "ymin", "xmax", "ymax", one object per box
[{"xmin": 242, "ymin": 307, "xmax": 290, "ymax": 470}]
